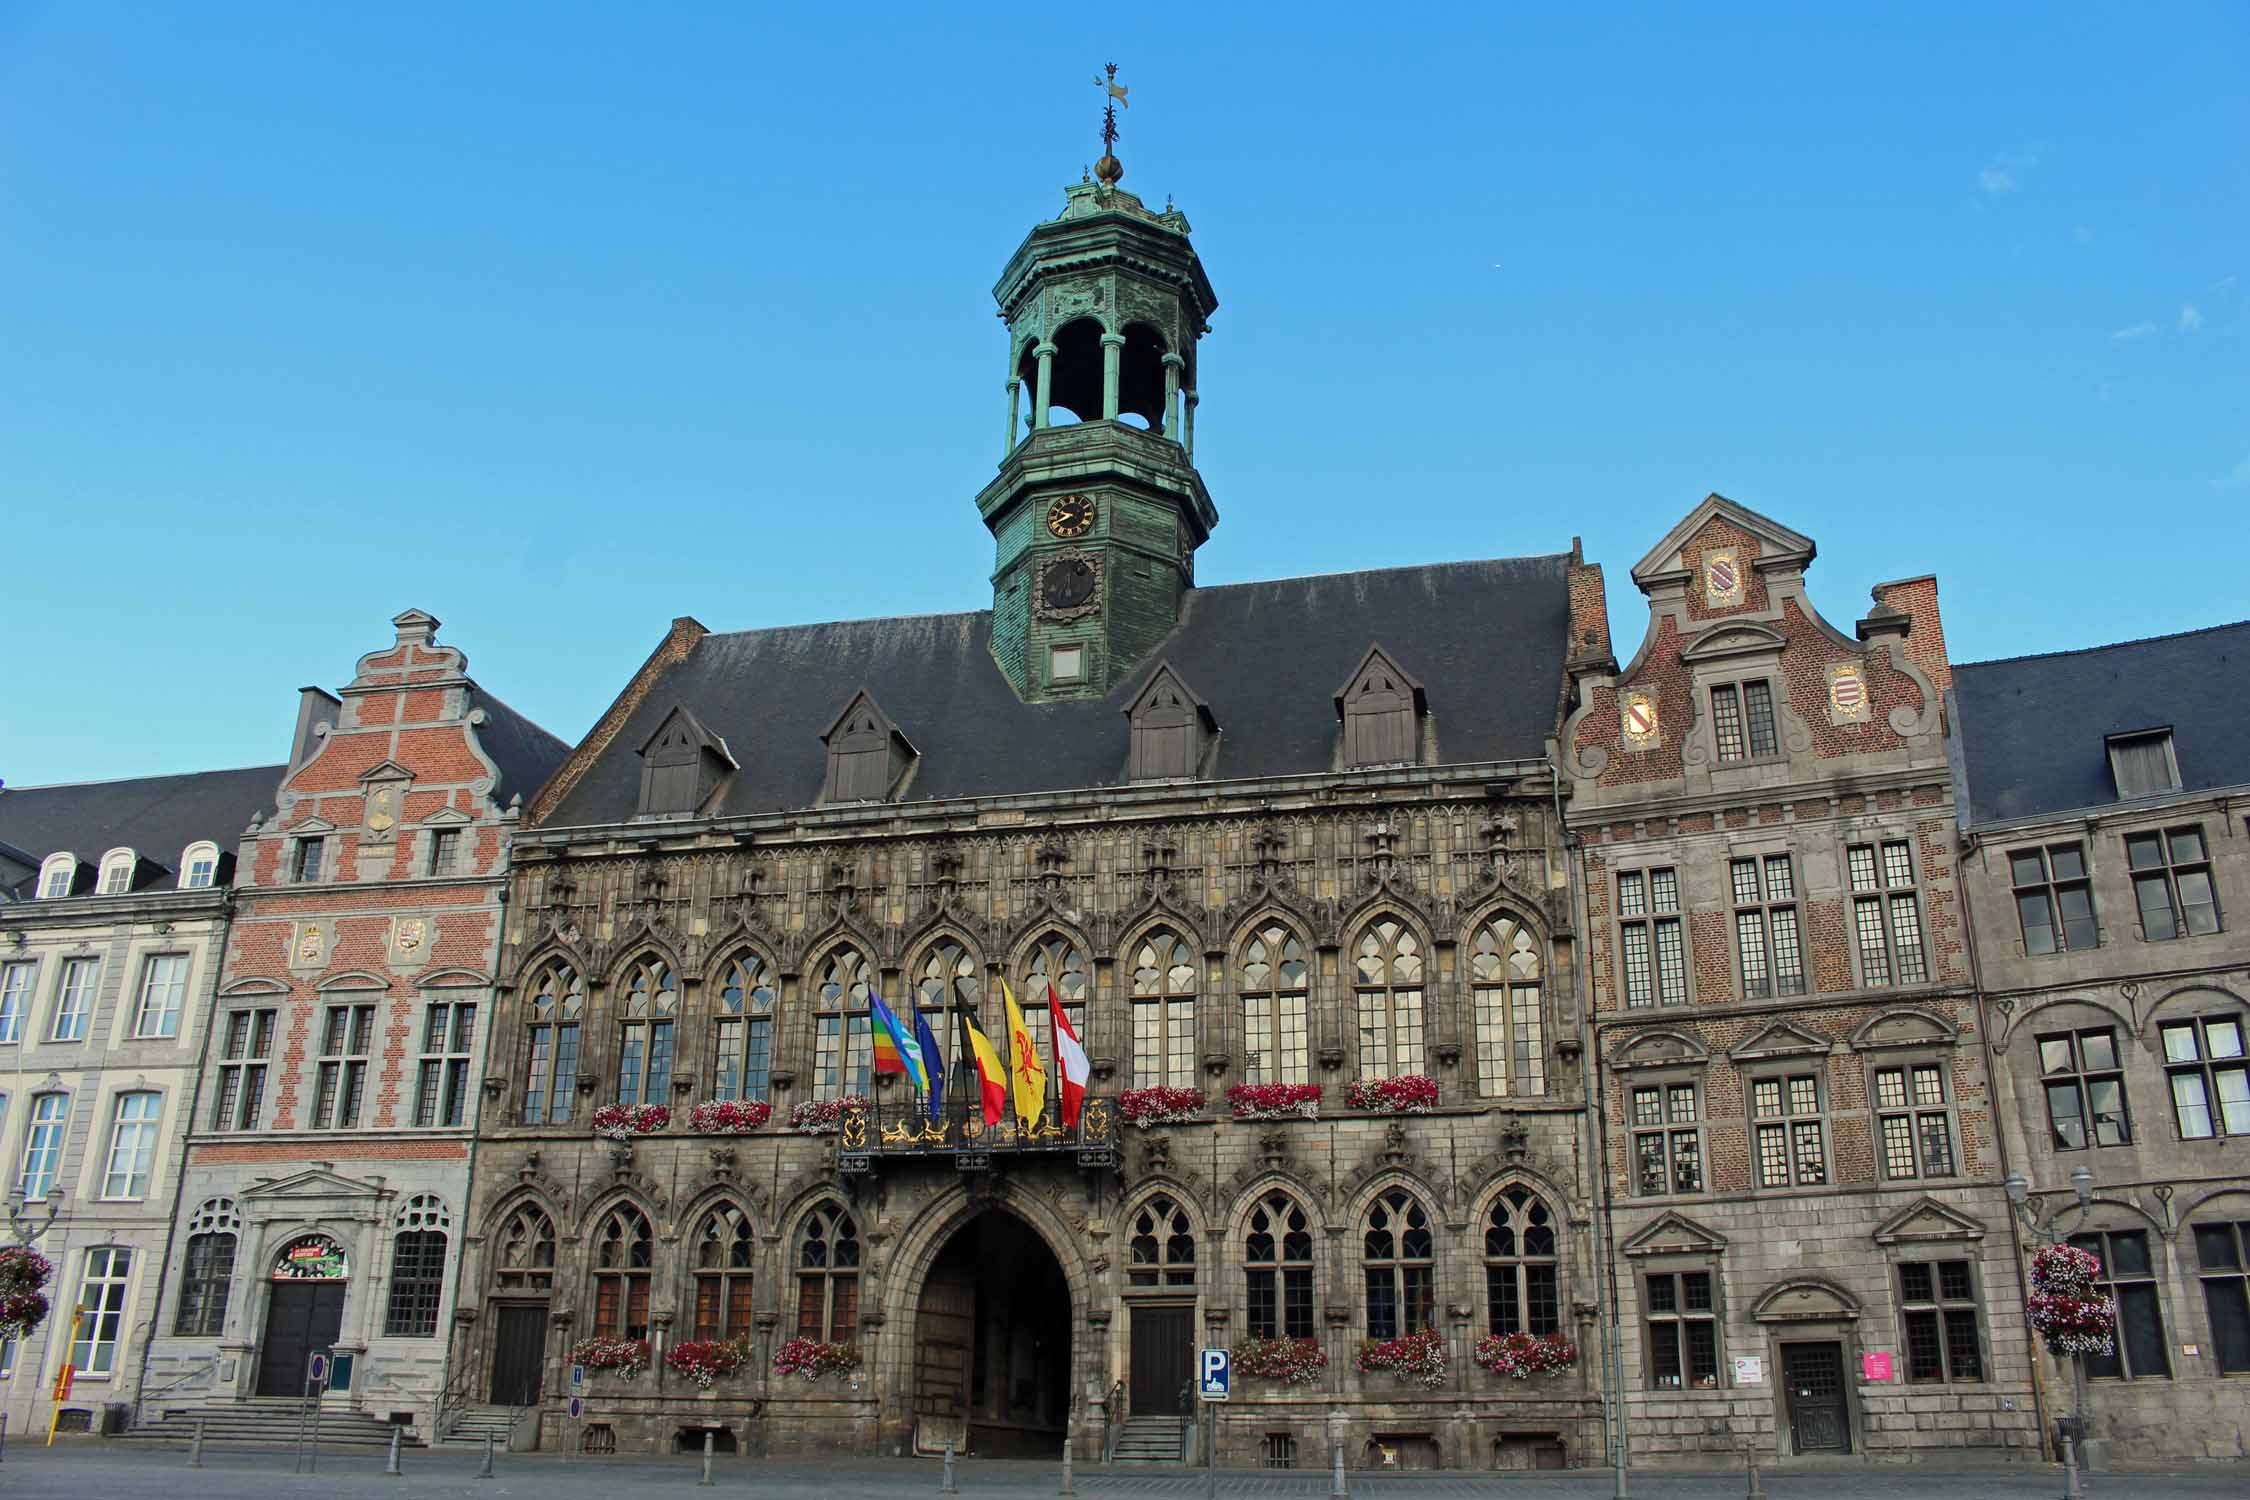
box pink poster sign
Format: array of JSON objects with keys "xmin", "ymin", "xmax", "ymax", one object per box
[{"xmin": 1861, "ymin": 1350, "xmax": 1895, "ymax": 1382}]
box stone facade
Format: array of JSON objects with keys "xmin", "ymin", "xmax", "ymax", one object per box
[
  {"xmin": 138, "ymin": 611, "xmax": 565, "ymax": 1436},
  {"xmin": 1562, "ymin": 497, "xmax": 2041, "ymax": 1464}
]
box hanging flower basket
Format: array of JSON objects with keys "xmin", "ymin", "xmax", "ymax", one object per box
[
  {"xmin": 2027, "ymin": 1244, "xmax": 2117, "ymax": 1358},
  {"xmin": 1232, "ymin": 1336, "xmax": 1328, "ymax": 1386},
  {"xmin": 1473, "ymin": 1330, "xmax": 1578, "ymax": 1380},
  {"xmin": 0, "ymin": 1247, "xmax": 53, "ymax": 1341},
  {"xmin": 1226, "ymin": 1083, "xmax": 1322, "ymax": 1121},
  {"xmin": 689, "ymin": 1099, "xmax": 773, "ymax": 1134},
  {"xmin": 1119, "ymin": 1086, "xmax": 1207, "ymax": 1127},
  {"xmin": 568, "ymin": 1337, "xmax": 650, "ymax": 1377},
  {"xmin": 590, "ymin": 1103, "xmax": 670, "ymax": 1141},
  {"xmin": 788, "ymin": 1095, "xmax": 867, "ymax": 1135},
  {"xmin": 771, "ymin": 1336, "xmax": 862, "ymax": 1381},
  {"xmin": 1358, "ymin": 1329, "xmax": 1448, "ymax": 1389},
  {"xmin": 664, "ymin": 1337, "xmax": 755, "ymax": 1389},
  {"xmin": 1345, "ymin": 1075, "xmax": 1440, "ymax": 1114}
]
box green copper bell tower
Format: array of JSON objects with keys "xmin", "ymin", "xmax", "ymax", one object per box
[{"xmin": 979, "ymin": 76, "xmax": 1219, "ymax": 703}]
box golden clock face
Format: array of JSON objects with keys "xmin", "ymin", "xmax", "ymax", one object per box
[{"xmin": 1046, "ymin": 494, "xmax": 1096, "ymax": 539}]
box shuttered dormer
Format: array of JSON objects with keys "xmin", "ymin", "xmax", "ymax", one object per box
[
  {"xmin": 637, "ymin": 706, "xmax": 735, "ymax": 818},
  {"xmin": 820, "ymin": 691, "xmax": 916, "ymax": 804},
  {"xmin": 1335, "ymin": 645, "xmax": 1427, "ymax": 769},
  {"xmin": 1125, "ymin": 661, "xmax": 1218, "ymax": 781}
]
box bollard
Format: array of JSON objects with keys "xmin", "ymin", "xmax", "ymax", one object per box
[
  {"xmin": 385, "ymin": 1424, "xmax": 403, "ymax": 1477},
  {"xmin": 699, "ymin": 1429, "xmax": 716, "ymax": 1487},
  {"xmin": 1330, "ymin": 1439, "xmax": 1348, "ymax": 1497},
  {"xmin": 940, "ymin": 1439, "xmax": 959, "ymax": 1494},
  {"xmin": 1745, "ymin": 1450, "xmax": 1763, "ymax": 1499},
  {"xmin": 479, "ymin": 1429, "xmax": 496, "ymax": 1479},
  {"xmin": 1058, "ymin": 1436, "xmax": 1075, "ymax": 1496},
  {"xmin": 189, "ymin": 1415, "xmax": 205, "ymax": 1470}
]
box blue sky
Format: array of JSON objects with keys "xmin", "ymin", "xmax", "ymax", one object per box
[{"xmin": 2, "ymin": 3, "xmax": 2244, "ymax": 787}]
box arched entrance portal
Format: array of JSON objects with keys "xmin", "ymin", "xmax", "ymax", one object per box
[{"xmin": 912, "ymin": 1211, "xmax": 1070, "ymax": 1458}]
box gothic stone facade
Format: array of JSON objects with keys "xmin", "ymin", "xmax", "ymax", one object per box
[
  {"xmin": 1951, "ymin": 623, "xmax": 2250, "ymax": 1463},
  {"xmin": 1562, "ymin": 497, "xmax": 2042, "ymax": 1464},
  {"xmin": 141, "ymin": 611, "xmax": 565, "ymax": 1433}
]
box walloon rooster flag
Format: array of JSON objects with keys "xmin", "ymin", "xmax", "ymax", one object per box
[
  {"xmin": 1001, "ymin": 980, "xmax": 1047, "ymax": 1131},
  {"xmin": 1047, "ymin": 982, "xmax": 1088, "ymax": 1128}
]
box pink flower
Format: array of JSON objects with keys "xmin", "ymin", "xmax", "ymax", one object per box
[{"xmin": 1119, "ymin": 1087, "xmax": 1206, "ymax": 1126}]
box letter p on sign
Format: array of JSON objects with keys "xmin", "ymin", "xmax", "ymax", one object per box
[{"xmin": 1199, "ymin": 1347, "xmax": 1230, "ymax": 1401}]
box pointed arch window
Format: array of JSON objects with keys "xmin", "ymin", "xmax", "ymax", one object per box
[
  {"xmin": 691, "ymin": 1202, "xmax": 757, "ymax": 1340},
  {"xmin": 1353, "ymin": 919, "xmax": 1425, "ymax": 1078},
  {"xmin": 813, "ymin": 947, "xmax": 875, "ymax": 1100},
  {"xmin": 1240, "ymin": 923, "xmax": 1309, "ymax": 1084},
  {"xmin": 384, "ymin": 1194, "xmax": 451, "ymax": 1337},
  {"xmin": 1470, "ymin": 916, "xmax": 1546, "ymax": 1098},
  {"xmin": 913, "ymin": 939, "xmax": 980, "ymax": 1092},
  {"xmin": 494, "ymin": 1204, "xmax": 557, "ymax": 1292},
  {"xmin": 1130, "ymin": 931, "xmax": 1198, "ymax": 1089},
  {"xmin": 523, "ymin": 963, "xmax": 583, "ymax": 1124},
  {"xmin": 1485, "ymin": 1186, "xmax": 1560, "ymax": 1335},
  {"xmin": 1245, "ymin": 1192, "xmax": 1315, "ymax": 1339},
  {"xmin": 713, "ymin": 953, "xmax": 777, "ymax": 1102},
  {"xmin": 175, "ymin": 1197, "xmax": 240, "ymax": 1336},
  {"xmin": 1363, "ymin": 1189, "xmax": 1436, "ymax": 1339},
  {"xmin": 1020, "ymin": 933, "xmax": 1089, "ymax": 1094},
  {"xmin": 591, "ymin": 1204, "xmax": 654, "ymax": 1341},
  {"xmin": 616, "ymin": 958, "xmax": 678, "ymax": 1107},
  {"xmin": 795, "ymin": 1202, "xmax": 861, "ymax": 1344},
  {"xmin": 1129, "ymin": 1194, "xmax": 1196, "ymax": 1287}
]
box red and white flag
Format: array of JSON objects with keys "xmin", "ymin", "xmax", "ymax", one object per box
[{"xmin": 1046, "ymin": 982, "xmax": 1089, "ymax": 1128}]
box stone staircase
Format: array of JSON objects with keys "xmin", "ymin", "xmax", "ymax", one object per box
[
  {"xmin": 129, "ymin": 1397, "xmax": 408, "ymax": 1448},
  {"xmin": 1112, "ymin": 1414, "xmax": 1189, "ymax": 1463},
  {"xmin": 436, "ymin": 1403, "xmax": 521, "ymax": 1449}
]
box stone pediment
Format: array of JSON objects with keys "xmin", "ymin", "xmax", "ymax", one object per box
[
  {"xmin": 1850, "ymin": 1007, "xmax": 1959, "ymax": 1052},
  {"xmin": 240, "ymin": 1165, "xmax": 388, "ymax": 1205},
  {"xmin": 1679, "ymin": 621, "xmax": 1788, "ymax": 663},
  {"xmin": 1750, "ymin": 1277, "xmax": 1861, "ymax": 1324},
  {"xmin": 1608, "ymin": 1029, "xmax": 1708, "ymax": 1072},
  {"xmin": 1622, "ymin": 1211, "xmax": 1726, "ymax": 1258},
  {"xmin": 1873, "ymin": 1196, "xmax": 1986, "ymax": 1246},
  {"xmin": 420, "ymin": 806, "xmax": 473, "ymax": 827},
  {"xmin": 1630, "ymin": 494, "xmax": 1815, "ymax": 587},
  {"xmin": 356, "ymin": 759, "xmax": 414, "ymax": 785},
  {"xmin": 1728, "ymin": 1019, "xmax": 1833, "ymax": 1063}
]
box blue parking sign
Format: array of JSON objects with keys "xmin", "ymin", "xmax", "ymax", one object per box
[{"xmin": 1198, "ymin": 1347, "xmax": 1230, "ymax": 1401}]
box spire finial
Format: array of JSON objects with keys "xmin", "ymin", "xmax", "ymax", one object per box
[{"xmin": 1092, "ymin": 63, "xmax": 1126, "ymax": 185}]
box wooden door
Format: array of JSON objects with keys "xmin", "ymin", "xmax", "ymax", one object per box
[
  {"xmin": 1129, "ymin": 1305, "xmax": 1192, "ymax": 1416},
  {"xmin": 256, "ymin": 1281, "xmax": 345, "ymax": 1397},
  {"xmin": 914, "ymin": 1261, "xmax": 975, "ymax": 1421},
  {"xmin": 489, "ymin": 1303, "xmax": 549, "ymax": 1406},
  {"xmin": 1781, "ymin": 1343, "xmax": 1851, "ymax": 1454}
]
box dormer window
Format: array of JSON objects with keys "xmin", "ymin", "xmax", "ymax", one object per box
[
  {"xmin": 1126, "ymin": 662, "xmax": 1216, "ymax": 781},
  {"xmin": 2108, "ymin": 729, "xmax": 2180, "ymax": 800},
  {"xmin": 99, "ymin": 850, "xmax": 137, "ymax": 895},
  {"xmin": 820, "ymin": 692, "xmax": 915, "ymax": 804},
  {"xmin": 37, "ymin": 853, "xmax": 77, "ymax": 900},
  {"xmin": 1335, "ymin": 646, "xmax": 1427, "ymax": 769},
  {"xmin": 179, "ymin": 842, "xmax": 220, "ymax": 890},
  {"xmin": 637, "ymin": 706, "xmax": 735, "ymax": 818}
]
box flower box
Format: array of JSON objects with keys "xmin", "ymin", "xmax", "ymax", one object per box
[
  {"xmin": 0, "ymin": 1247, "xmax": 53, "ymax": 1341},
  {"xmin": 1226, "ymin": 1082, "xmax": 1322, "ymax": 1121},
  {"xmin": 1119, "ymin": 1086, "xmax": 1206, "ymax": 1128},
  {"xmin": 2028, "ymin": 1244, "xmax": 2117, "ymax": 1358},
  {"xmin": 1232, "ymin": 1336, "xmax": 1328, "ymax": 1386},
  {"xmin": 590, "ymin": 1103, "xmax": 670, "ymax": 1141},
  {"xmin": 689, "ymin": 1099, "xmax": 773, "ymax": 1134},
  {"xmin": 1345, "ymin": 1075, "xmax": 1439, "ymax": 1114},
  {"xmin": 1357, "ymin": 1329, "xmax": 1447, "ymax": 1389},
  {"xmin": 771, "ymin": 1336, "xmax": 861, "ymax": 1381},
  {"xmin": 664, "ymin": 1337, "xmax": 755, "ymax": 1389},
  {"xmin": 568, "ymin": 1336, "xmax": 650, "ymax": 1378},
  {"xmin": 1473, "ymin": 1330, "xmax": 1578, "ymax": 1379},
  {"xmin": 788, "ymin": 1095, "xmax": 867, "ymax": 1135}
]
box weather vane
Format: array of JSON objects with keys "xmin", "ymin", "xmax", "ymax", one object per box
[{"xmin": 1092, "ymin": 63, "xmax": 1127, "ymax": 185}]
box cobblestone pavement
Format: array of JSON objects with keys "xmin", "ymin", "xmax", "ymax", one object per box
[{"xmin": 0, "ymin": 1445, "xmax": 2241, "ymax": 1499}]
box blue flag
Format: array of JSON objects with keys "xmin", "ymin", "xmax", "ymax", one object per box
[{"xmin": 913, "ymin": 1008, "xmax": 947, "ymax": 1122}]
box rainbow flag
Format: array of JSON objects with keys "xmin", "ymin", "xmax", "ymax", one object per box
[{"xmin": 868, "ymin": 990, "xmax": 928, "ymax": 1091}]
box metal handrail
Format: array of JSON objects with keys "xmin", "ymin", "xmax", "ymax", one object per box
[{"xmin": 139, "ymin": 1354, "xmax": 224, "ymax": 1411}]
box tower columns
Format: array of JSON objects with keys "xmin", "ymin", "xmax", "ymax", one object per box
[
  {"xmin": 1161, "ymin": 352, "xmax": 1185, "ymax": 441},
  {"xmin": 1183, "ymin": 389, "xmax": 1199, "ymax": 460},
  {"xmin": 1033, "ymin": 342, "xmax": 1057, "ymax": 430},
  {"xmin": 1004, "ymin": 378, "xmax": 1023, "ymax": 456},
  {"xmin": 1100, "ymin": 333, "xmax": 1127, "ymax": 421}
]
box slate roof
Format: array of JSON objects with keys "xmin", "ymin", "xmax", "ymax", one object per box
[
  {"xmin": 541, "ymin": 554, "xmax": 1574, "ymax": 827},
  {"xmin": 1951, "ymin": 620, "xmax": 2250, "ymax": 826},
  {"xmin": 0, "ymin": 764, "xmax": 287, "ymax": 899},
  {"xmin": 469, "ymin": 689, "xmax": 572, "ymax": 810}
]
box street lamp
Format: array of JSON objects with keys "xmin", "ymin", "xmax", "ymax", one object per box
[
  {"xmin": 2005, "ymin": 1166, "xmax": 2096, "ymax": 1499},
  {"xmin": 5, "ymin": 1186, "xmax": 64, "ymax": 1246}
]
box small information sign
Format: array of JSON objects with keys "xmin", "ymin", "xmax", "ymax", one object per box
[
  {"xmin": 1731, "ymin": 1355, "xmax": 1764, "ymax": 1385},
  {"xmin": 568, "ymin": 1395, "xmax": 585, "ymax": 1420},
  {"xmin": 570, "ymin": 1362, "xmax": 587, "ymax": 1392},
  {"xmin": 307, "ymin": 1352, "xmax": 331, "ymax": 1388},
  {"xmin": 1198, "ymin": 1348, "xmax": 1230, "ymax": 1401},
  {"xmin": 1861, "ymin": 1350, "xmax": 1895, "ymax": 1382}
]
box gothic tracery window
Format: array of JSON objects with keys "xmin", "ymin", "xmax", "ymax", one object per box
[
  {"xmin": 1363, "ymin": 1188, "xmax": 1436, "ymax": 1340},
  {"xmin": 1353, "ymin": 918, "xmax": 1425, "ymax": 1078},
  {"xmin": 1128, "ymin": 1194, "xmax": 1196, "ymax": 1287},
  {"xmin": 692, "ymin": 1201, "xmax": 756, "ymax": 1340},
  {"xmin": 1244, "ymin": 1191, "xmax": 1315, "ymax": 1339},
  {"xmin": 494, "ymin": 1203, "xmax": 557, "ymax": 1292},
  {"xmin": 713, "ymin": 952, "xmax": 777, "ymax": 1102},
  {"xmin": 813, "ymin": 947, "xmax": 875, "ymax": 1100},
  {"xmin": 1470, "ymin": 915, "xmax": 1546, "ymax": 1097},
  {"xmin": 1130, "ymin": 931, "xmax": 1198, "ymax": 1088},
  {"xmin": 1485, "ymin": 1186, "xmax": 1561, "ymax": 1335},
  {"xmin": 913, "ymin": 938, "xmax": 980, "ymax": 1090},
  {"xmin": 1021, "ymin": 932, "xmax": 1089, "ymax": 1088},
  {"xmin": 795, "ymin": 1201, "xmax": 861, "ymax": 1343},
  {"xmin": 616, "ymin": 957, "xmax": 678, "ymax": 1106},
  {"xmin": 523, "ymin": 962, "xmax": 583, "ymax": 1124},
  {"xmin": 1239, "ymin": 923, "xmax": 1309, "ymax": 1084},
  {"xmin": 591, "ymin": 1204, "xmax": 654, "ymax": 1340}
]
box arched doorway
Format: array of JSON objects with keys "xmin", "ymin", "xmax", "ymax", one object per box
[
  {"xmin": 256, "ymin": 1232, "xmax": 349, "ymax": 1396},
  {"xmin": 912, "ymin": 1211, "xmax": 1070, "ymax": 1458}
]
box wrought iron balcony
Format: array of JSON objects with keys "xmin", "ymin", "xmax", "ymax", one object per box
[{"xmin": 836, "ymin": 1093, "xmax": 1118, "ymax": 1174}]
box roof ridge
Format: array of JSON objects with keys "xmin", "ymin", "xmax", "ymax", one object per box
[
  {"xmin": 0, "ymin": 763, "xmax": 288, "ymax": 795},
  {"xmin": 1957, "ymin": 618, "xmax": 2250, "ymax": 671}
]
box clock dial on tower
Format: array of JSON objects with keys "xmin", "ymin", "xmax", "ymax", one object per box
[
  {"xmin": 1046, "ymin": 494, "xmax": 1096, "ymax": 539},
  {"xmin": 1040, "ymin": 557, "xmax": 1097, "ymax": 614}
]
